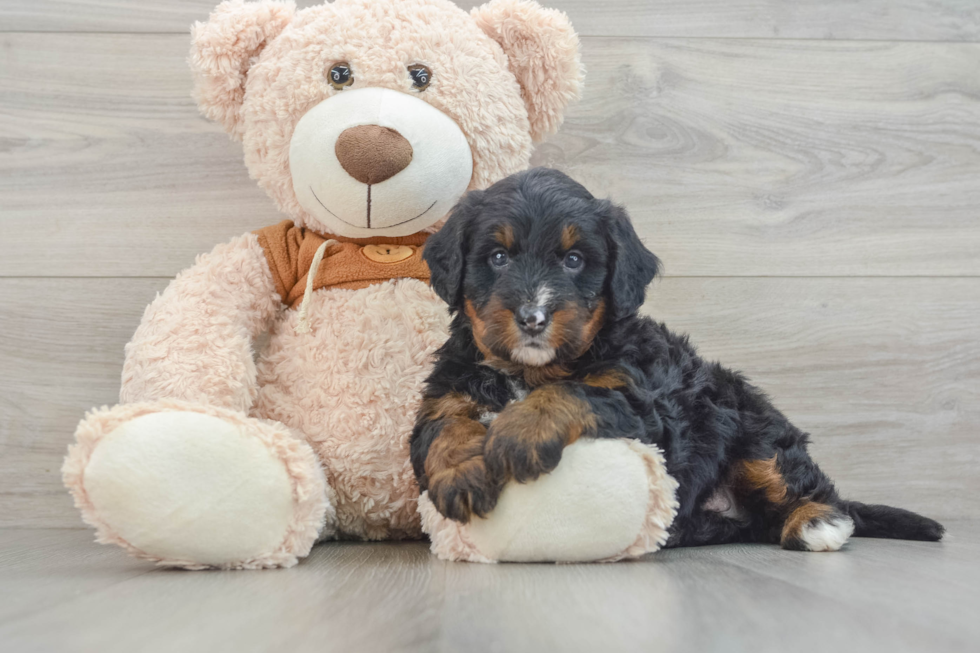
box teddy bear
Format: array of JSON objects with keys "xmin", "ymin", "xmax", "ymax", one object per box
[{"xmin": 62, "ymin": 0, "xmax": 678, "ymax": 569}]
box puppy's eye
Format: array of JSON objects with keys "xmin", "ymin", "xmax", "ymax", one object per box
[
  {"xmin": 490, "ymin": 249, "xmax": 509, "ymax": 268},
  {"xmin": 328, "ymin": 63, "xmax": 354, "ymax": 90},
  {"xmin": 408, "ymin": 64, "xmax": 432, "ymax": 90},
  {"xmin": 563, "ymin": 251, "xmax": 584, "ymax": 271}
]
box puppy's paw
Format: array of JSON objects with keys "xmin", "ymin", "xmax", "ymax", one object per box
[
  {"xmin": 781, "ymin": 503, "xmax": 854, "ymax": 552},
  {"xmin": 484, "ymin": 403, "xmax": 569, "ymax": 484},
  {"xmin": 428, "ymin": 457, "xmax": 499, "ymax": 523}
]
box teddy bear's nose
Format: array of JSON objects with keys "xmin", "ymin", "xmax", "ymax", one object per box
[{"xmin": 334, "ymin": 125, "xmax": 414, "ymax": 185}]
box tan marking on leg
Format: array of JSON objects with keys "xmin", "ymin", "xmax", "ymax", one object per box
[
  {"xmin": 425, "ymin": 418, "xmax": 494, "ymax": 522},
  {"xmin": 421, "ymin": 393, "xmax": 481, "ymax": 421},
  {"xmin": 485, "ymin": 385, "xmax": 596, "ymax": 482},
  {"xmin": 738, "ymin": 456, "xmax": 788, "ymax": 505},
  {"xmin": 514, "ymin": 385, "xmax": 596, "ymax": 444},
  {"xmin": 425, "ymin": 418, "xmax": 486, "ymax": 478},
  {"xmin": 781, "ymin": 501, "xmax": 834, "ymax": 544}
]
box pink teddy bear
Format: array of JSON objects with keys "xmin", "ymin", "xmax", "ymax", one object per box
[{"xmin": 63, "ymin": 0, "xmax": 677, "ymax": 569}]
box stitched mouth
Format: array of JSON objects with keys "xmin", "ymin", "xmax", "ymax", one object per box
[{"xmin": 310, "ymin": 186, "xmax": 436, "ymax": 230}]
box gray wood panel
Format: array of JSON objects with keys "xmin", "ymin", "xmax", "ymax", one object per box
[
  {"xmin": 0, "ymin": 529, "xmax": 153, "ymax": 624},
  {"xmin": 4, "ymin": 34, "xmax": 980, "ymax": 277},
  {"xmin": 707, "ymin": 531, "xmax": 980, "ymax": 641},
  {"xmin": 546, "ymin": 37, "xmax": 980, "ymax": 277},
  {"xmin": 3, "ymin": 0, "xmax": 979, "ymax": 41},
  {"xmin": 2, "ymin": 277, "xmax": 977, "ymax": 528},
  {"xmin": 0, "ymin": 279, "xmax": 159, "ymax": 529},
  {"xmin": 0, "ymin": 526, "xmax": 975, "ymax": 653}
]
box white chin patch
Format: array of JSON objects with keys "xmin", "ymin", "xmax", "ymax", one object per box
[
  {"xmin": 800, "ymin": 515, "xmax": 855, "ymax": 552},
  {"xmin": 289, "ymin": 87, "xmax": 473, "ymax": 237},
  {"xmin": 510, "ymin": 346, "xmax": 556, "ymax": 367}
]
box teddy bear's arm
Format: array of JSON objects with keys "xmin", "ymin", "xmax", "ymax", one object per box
[{"xmin": 119, "ymin": 232, "xmax": 281, "ymax": 412}]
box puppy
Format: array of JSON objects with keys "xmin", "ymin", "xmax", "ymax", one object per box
[{"xmin": 411, "ymin": 167, "xmax": 944, "ymax": 551}]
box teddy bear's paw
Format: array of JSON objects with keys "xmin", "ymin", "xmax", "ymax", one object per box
[
  {"xmin": 420, "ymin": 438, "xmax": 680, "ymax": 563},
  {"xmin": 63, "ymin": 402, "xmax": 333, "ymax": 570}
]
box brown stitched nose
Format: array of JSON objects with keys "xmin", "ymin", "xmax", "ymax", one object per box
[{"xmin": 334, "ymin": 125, "xmax": 413, "ymax": 185}]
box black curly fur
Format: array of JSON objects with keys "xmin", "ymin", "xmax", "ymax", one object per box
[{"xmin": 410, "ymin": 167, "xmax": 945, "ymax": 548}]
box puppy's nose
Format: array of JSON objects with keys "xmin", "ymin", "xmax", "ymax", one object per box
[
  {"xmin": 516, "ymin": 305, "xmax": 550, "ymax": 336},
  {"xmin": 335, "ymin": 125, "xmax": 413, "ymax": 185}
]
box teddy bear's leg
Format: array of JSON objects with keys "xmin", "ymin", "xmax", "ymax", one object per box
[
  {"xmin": 63, "ymin": 401, "xmax": 334, "ymax": 570},
  {"xmin": 419, "ymin": 438, "xmax": 679, "ymax": 563}
]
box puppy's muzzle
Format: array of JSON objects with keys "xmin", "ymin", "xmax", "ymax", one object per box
[{"xmin": 516, "ymin": 304, "xmax": 551, "ymax": 336}]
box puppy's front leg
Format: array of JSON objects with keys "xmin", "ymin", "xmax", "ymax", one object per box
[
  {"xmin": 484, "ymin": 378, "xmax": 644, "ymax": 485},
  {"xmin": 412, "ymin": 393, "xmax": 500, "ymax": 523}
]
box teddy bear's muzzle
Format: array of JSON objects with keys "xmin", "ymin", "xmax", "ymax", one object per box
[{"xmin": 289, "ymin": 86, "xmax": 473, "ymax": 238}]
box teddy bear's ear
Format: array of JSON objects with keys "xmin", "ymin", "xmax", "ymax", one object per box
[
  {"xmin": 189, "ymin": 0, "xmax": 296, "ymax": 138},
  {"xmin": 472, "ymin": 0, "xmax": 584, "ymax": 142}
]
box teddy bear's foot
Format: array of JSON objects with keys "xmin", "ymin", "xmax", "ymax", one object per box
[
  {"xmin": 63, "ymin": 401, "xmax": 333, "ymax": 569},
  {"xmin": 419, "ymin": 438, "xmax": 680, "ymax": 563}
]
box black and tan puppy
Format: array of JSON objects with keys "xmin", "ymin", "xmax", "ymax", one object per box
[{"xmin": 411, "ymin": 167, "xmax": 944, "ymax": 551}]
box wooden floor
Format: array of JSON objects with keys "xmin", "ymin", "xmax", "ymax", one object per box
[
  {"xmin": 1, "ymin": 524, "xmax": 977, "ymax": 653},
  {"xmin": 1, "ymin": 1, "xmax": 980, "ymax": 651}
]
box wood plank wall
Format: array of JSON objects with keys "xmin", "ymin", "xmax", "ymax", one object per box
[{"xmin": 1, "ymin": 1, "xmax": 978, "ymax": 527}]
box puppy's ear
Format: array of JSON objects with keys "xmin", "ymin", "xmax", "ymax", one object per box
[
  {"xmin": 189, "ymin": 0, "xmax": 295, "ymax": 139},
  {"xmin": 424, "ymin": 192, "xmax": 483, "ymax": 310},
  {"xmin": 471, "ymin": 0, "xmax": 584, "ymax": 142},
  {"xmin": 603, "ymin": 203, "xmax": 661, "ymax": 320}
]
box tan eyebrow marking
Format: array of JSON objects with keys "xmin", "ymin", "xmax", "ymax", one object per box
[
  {"xmin": 493, "ymin": 224, "xmax": 514, "ymax": 248},
  {"xmin": 561, "ymin": 224, "xmax": 579, "ymax": 250}
]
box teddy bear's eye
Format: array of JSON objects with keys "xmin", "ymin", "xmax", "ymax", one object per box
[
  {"xmin": 408, "ymin": 64, "xmax": 432, "ymax": 91},
  {"xmin": 328, "ymin": 63, "xmax": 354, "ymax": 90}
]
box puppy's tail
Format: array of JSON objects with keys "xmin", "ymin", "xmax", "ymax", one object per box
[{"xmin": 839, "ymin": 500, "xmax": 945, "ymax": 541}]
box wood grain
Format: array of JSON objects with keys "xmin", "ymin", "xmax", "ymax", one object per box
[
  {"xmin": 3, "ymin": 0, "xmax": 979, "ymax": 41},
  {"xmin": 0, "ymin": 529, "xmax": 153, "ymax": 624},
  {"xmin": 542, "ymin": 37, "xmax": 980, "ymax": 277},
  {"xmin": 708, "ymin": 526, "xmax": 980, "ymax": 642},
  {"xmin": 1, "ymin": 527, "xmax": 975, "ymax": 653},
  {"xmin": 3, "ymin": 33, "xmax": 979, "ymax": 277},
  {"xmin": 0, "ymin": 279, "xmax": 160, "ymax": 529},
  {"xmin": 1, "ymin": 277, "xmax": 976, "ymax": 528},
  {"xmin": 0, "ymin": 33, "xmax": 275, "ymax": 279}
]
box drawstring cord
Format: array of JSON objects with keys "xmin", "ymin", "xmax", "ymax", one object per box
[{"xmin": 296, "ymin": 239, "xmax": 339, "ymax": 334}]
